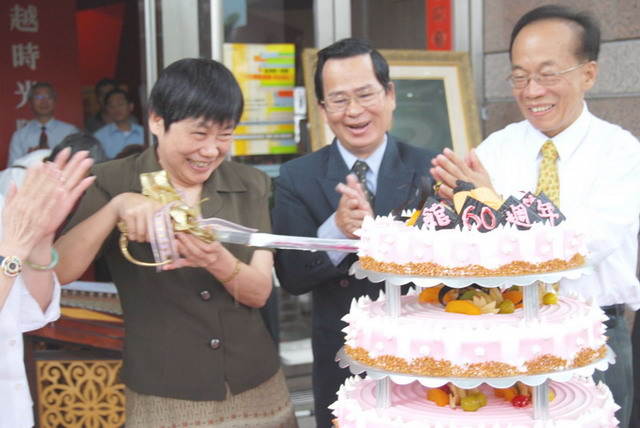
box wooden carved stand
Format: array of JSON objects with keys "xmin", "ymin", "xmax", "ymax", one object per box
[{"xmin": 24, "ymin": 288, "xmax": 125, "ymax": 428}]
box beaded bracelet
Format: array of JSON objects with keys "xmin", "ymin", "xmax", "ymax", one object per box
[
  {"xmin": 219, "ymin": 258, "xmax": 241, "ymax": 283},
  {"xmin": 26, "ymin": 248, "xmax": 59, "ymax": 271}
]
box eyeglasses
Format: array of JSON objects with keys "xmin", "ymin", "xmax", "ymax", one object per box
[
  {"xmin": 506, "ymin": 62, "xmax": 588, "ymax": 89},
  {"xmin": 320, "ymin": 87, "xmax": 385, "ymax": 113},
  {"xmin": 33, "ymin": 94, "xmax": 54, "ymax": 101}
]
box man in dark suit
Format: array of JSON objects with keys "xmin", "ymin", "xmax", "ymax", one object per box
[{"xmin": 272, "ymin": 37, "xmax": 436, "ymax": 427}]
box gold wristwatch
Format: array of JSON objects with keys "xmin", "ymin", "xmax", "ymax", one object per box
[{"xmin": 0, "ymin": 256, "xmax": 22, "ymax": 277}]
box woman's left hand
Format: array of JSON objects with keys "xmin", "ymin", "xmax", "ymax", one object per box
[
  {"xmin": 164, "ymin": 233, "xmax": 274, "ymax": 308},
  {"xmin": 162, "ymin": 232, "xmax": 228, "ymax": 270}
]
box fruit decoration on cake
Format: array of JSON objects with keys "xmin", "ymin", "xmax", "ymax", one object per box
[
  {"xmin": 356, "ymin": 181, "xmax": 586, "ymax": 277},
  {"xmin": 419, "ymin": 283, "xmax": 556, "ymax": 315},
  {"xmin": 425, "ymin": 381, "xmax": 551, "ymax": 411}
]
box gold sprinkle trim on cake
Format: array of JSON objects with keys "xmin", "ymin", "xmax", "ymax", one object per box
[
  {"xmin": 574, "ymin": 345, "xmax": 607, "ymax": 367},
  {"xmin": 345, "ymin": 344, "xmax": 606, "ymax": 377},
  {"xmin": 525, "ymin": 355, "xmax": 568, "ymax": 374},
  {"xmin": 359, "ymin": 253, "xmax": 585, "ymax": 277}
]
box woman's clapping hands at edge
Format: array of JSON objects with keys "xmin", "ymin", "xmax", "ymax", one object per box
[{"xmin": 0, "ymin": 149, "xmax": 95, "ymax": 310}]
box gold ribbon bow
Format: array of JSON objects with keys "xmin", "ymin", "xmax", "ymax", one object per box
[{"xmin": 119, "ymin": 170, "xmax": 214, "ymax": 266}]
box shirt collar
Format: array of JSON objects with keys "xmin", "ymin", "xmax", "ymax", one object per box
[
  {"xmin": 524, "ymin": 101, "xmax": 591, "ymax": 161},
  {"xmin": 33, "ymin": 118, "xmax": 55, "ymax": 129},
  {"xmin": 108, "ymin": 121, "xmax": 139, "ymax": 135},
  {"xmin": 336, "ymin": 134, "xmax": 388, "ymax": 176}
]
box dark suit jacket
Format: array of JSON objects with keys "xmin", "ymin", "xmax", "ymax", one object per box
[{"xmin": 272, "ymin": 135, "xmax": 436, "ymax": 426}]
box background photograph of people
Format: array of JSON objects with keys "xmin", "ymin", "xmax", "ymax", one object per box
[
  {"xmin": 83, "ymin": 78, "xmax": 117, "ymax": 134},
  {"xmin": 92, "ymin": 88, "xmax": 144, "ymax": 159},
  {"xmin": 8, "ymin": 82, "xmax": 79, "ymax": 167}
]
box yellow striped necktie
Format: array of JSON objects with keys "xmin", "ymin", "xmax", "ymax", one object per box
[{"xmin": 535, "ymin": 140, "xmax": 560, "ymax": 206}]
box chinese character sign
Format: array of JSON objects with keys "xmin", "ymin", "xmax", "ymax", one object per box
[
  {"xmin": 1, "ymin": 0, "xmax": 82, "ymax": 167},
  {"xmin": 223, "ymin": 44, "xmax": 296, "ymax": 156},
  {"xmin": 10, "ymin": 4, "xmax": 39, "ymax": 32},
  {"xmin": 426, "ymin": 0, "xmax": 452, "ymax": 50}
]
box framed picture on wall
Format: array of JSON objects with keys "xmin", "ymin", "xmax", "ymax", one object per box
[{"xmin": 302, "ymin": 49, "xmax": 481, "ymax": 155}]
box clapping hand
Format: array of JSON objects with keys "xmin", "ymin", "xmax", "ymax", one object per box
[
  {"xmin": 2, "ymin": 148, "xmax": 95, "ymax": 258},
  {"xmin": 429, "ymin": 148, "xmax": 494, "ymax": 201},
  {"xmin": 335, "ymin": 173, "xmax": 374, "ymax": 238}
]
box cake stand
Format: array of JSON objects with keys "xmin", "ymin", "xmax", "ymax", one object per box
[{"xmin": 342, "ymin": 262, "xmax": 606, "ymax": 421}]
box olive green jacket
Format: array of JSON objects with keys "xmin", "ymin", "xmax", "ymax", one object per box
[{"xmin": 64, "ymin": 148, "xmax": 280, "ymax": 400}]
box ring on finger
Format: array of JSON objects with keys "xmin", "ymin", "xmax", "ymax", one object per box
[{"xmin": 433, "ymin": 180, "xmax": 443, "ymax": 194}]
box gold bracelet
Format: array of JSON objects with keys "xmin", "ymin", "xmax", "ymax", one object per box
[
  {"xmin": 219, "ymin": 258, "xmax": 241, "ymax": 283},
  {"xmin": 26, "ymin": 248, "xmax": 58, "ymax": 271}
]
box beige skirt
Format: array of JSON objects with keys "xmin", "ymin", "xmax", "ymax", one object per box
[{"xmin": 125, "ymin": 369, "xmax": 298, "ymax": 427}]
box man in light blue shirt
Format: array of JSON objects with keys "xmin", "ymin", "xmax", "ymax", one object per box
[
  {"xmin": 8, "ymin": 82, "xmax": 79, "ymax": 166},
  {"xmin": 93, "ymin": 88, "xmax": 144, "ymax": 159}
]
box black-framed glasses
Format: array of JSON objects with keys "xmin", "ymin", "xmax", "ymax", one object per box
[
  {"xmin": 506, "ymin": 62, "xmax": 588, "ymax": 89},
  {"xmin": 320, "ymin": 87, "xmax": 385, "ymax": 113}
]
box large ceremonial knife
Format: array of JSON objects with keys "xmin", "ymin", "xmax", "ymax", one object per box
[
  {"xmin": 212, "ymin": 228, "xmax": 359, "ymax": 253},
  {"xmin": 119, "ymin": 216, "xmax": 358, "ymax": 268},
  {"xmin": 204, "ymin": 218, "xmax": 359, "ymax": 253}
]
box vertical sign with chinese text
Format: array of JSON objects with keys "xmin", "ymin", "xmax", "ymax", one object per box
[
  {"xmin": 426, "ymin": 0, "xmax": 452, "ymax": 51},
  {"xmin": 0, "ymin": 0, "xmax": 82, "ymax": 167},
  {"xmin": 223, "ymin": 44, "xmax": 297, "ymax": 156}
]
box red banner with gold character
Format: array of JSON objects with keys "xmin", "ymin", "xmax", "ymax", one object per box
[{"xmin": 0, "ymin": 0, "xmax": 82, "ymax": 168}]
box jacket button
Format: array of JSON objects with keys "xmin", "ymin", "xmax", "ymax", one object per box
[
  {"xmin": 200, "ymin": 290, "xmax": 212, "ymax": 300},
  {"xmin": 209, "ymin": 339, "xmax": 221, "ymax": 349},
  {"xmin": 339, "ymin": 279, "xmax": 349, "ymax": 287}
]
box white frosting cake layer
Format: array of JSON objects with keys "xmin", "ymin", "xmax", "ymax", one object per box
[
  {"xmin": 331, "ymin": 376, "xmax": 619, "ymax": 427},
  {"xmin": 356, "ymin": 215, "xmax": 586, "ymax": 273},
  {"xmin": 343, "ymin": 291, "xmax": 607, "ymax": 376}
]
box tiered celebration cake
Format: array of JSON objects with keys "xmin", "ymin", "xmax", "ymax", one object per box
[{"xmin": 331, "ymin": 186, "xmax": 618, "ymax": 427}]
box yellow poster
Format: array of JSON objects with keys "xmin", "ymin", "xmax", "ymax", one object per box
[{"xmin": 223, "ymin": 43, "xmax": 296, "ymax": 156}]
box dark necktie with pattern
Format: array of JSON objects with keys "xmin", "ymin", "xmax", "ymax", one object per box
[
  {"xmin": 351, "ymin": 160, "xmax": 375, "ymax": 206},
  {"xmin": 38, "ymin": 126, "xmax": 49, "ymax": 149}
]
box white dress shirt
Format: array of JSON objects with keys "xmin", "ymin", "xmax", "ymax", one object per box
[
  {"xmin": 8, "ymin": 118, "xmax": 78, "ymax": 166},
  {"xmin": 476, "ymin": 104, "xmax": 640, "ymax": 309},
  {"xmin": 0, "ymin": 197, "xmax": 61, "ymax": 427}
]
